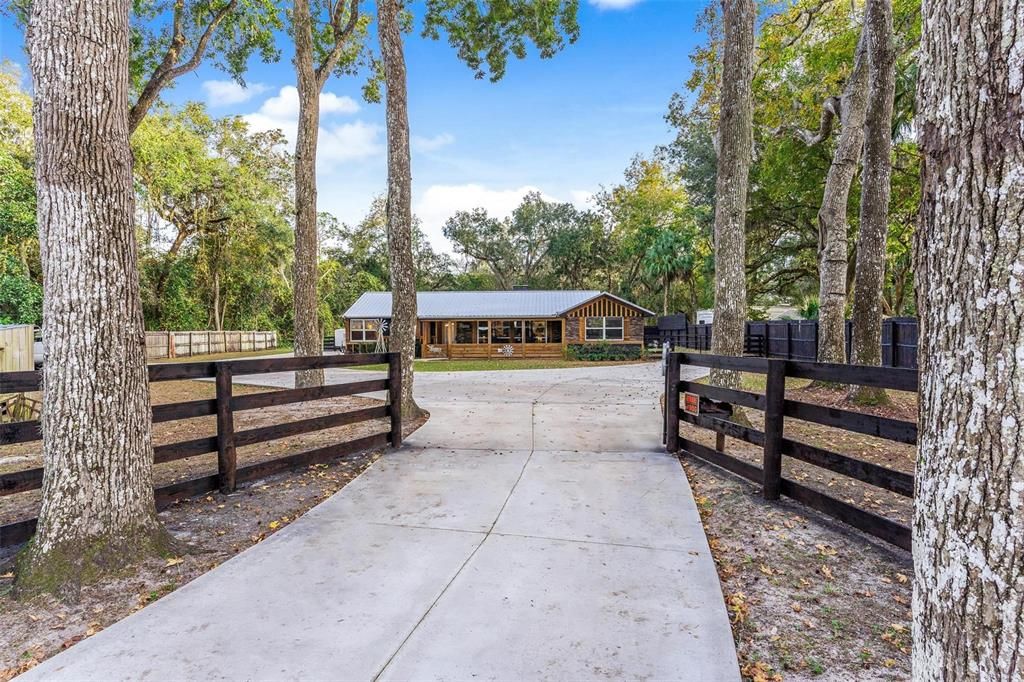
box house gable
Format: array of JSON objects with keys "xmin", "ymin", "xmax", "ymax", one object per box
[{"xmin": 560, "ymin": 293, "xmax": 654, "ymax": 319}]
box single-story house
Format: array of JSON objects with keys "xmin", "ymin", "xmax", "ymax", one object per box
[{"xmin": 342, "ymin": 290, "xmax": 655, "ymax": 359}]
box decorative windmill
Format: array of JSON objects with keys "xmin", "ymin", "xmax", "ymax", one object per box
[{"xmin": 375, "ymin": 319, "xmax": 389, "ymax": 353}]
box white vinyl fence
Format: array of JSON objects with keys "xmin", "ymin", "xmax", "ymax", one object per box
[{"xmin": 144, "ymin": 331, "xmax": 279, "ymax": 360}]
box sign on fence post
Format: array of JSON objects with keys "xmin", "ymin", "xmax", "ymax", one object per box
[
  {"xmin": 215, "ymin": 363, "xmax": 237, "ymax": 493},
  {"xmin": 762, "ymin": 359, "xmax": 786, "ymax": 500}
]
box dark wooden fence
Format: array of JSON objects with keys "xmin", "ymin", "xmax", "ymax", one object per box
[
  {"xmin": 0, "ymin": 353, "xmax": 402, "ymax": 548},
  {"xmin": 664, "ymin": 353, "xmax": 916, "ymax": 550},
  {"xmin": 646, "ymin": 317, "xmax": 918, "ymax": 368}
]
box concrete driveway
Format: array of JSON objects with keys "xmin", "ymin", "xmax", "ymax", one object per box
[{"xmin": 23, "ymin": 362, "xmax": 740, "ymax": 681}]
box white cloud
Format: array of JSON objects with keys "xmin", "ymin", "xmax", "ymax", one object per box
[
  {"xmin": 243, "ymin": 86, "xmax": 360, "ymax": 136},
  {"xmin": 318, "ymin": 120, "xmax": 384, "ymax": 167},
  {"xmin": 569, "ymin": 189, "xmax": 595, "ymax": 208},
  {"xmin": 242, "ymin": 86, "xmax": 378, "ymax": 169},
  {"xmin": 411, "ymin": 132, "xmax": 456, "ymax": 153},
  {"xmin": 253, "ymin": 86, "xmax": 360, "ymax": 121},
  {"xmin": 588, "ymin": 0, "xmax": 642, "ymax": 9},
  {"xmin": 201, "ymin": 79, "xmax": 270, "ymax": 106}
]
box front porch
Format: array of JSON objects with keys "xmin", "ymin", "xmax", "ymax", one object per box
[{"xmin": 419, "ymin": 319, "xmax": 566, "ymax": 360}]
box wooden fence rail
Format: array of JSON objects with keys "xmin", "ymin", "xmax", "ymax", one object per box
[
  {"xmin": 665, "ymin": 353, "xmax": 916, "ymax": 550},
  {"xmin": 0, "ymin": 353, "xmax": 401, "ymax": 548}
]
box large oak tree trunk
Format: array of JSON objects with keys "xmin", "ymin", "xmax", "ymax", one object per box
[
  {"xmin": 848, "ymin": 0, "xmax": 895, "ymax": 403},
  {"xmin": 377, "ymin": 0, "xmax": 421, "ymax": 418},
  {"xmin": 19, "ymin": 0, "xmax": 168, "ymax": 596},
  {"xmin": 709, "ymin": 0, "xmax": 756, "ymax": 391},
  {"xmin": 913, "ymin": 0, "xmax": 1023, "ymax": 676},
  {"xmin": 292, "ymin": 0, "xmax": 325, "ymax": 388},
  {"xmin": 816, "ymin": 29, "xmax": 868, "ymax": 364}
]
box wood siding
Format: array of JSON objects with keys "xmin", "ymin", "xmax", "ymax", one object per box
[{"xmin": 563, "ymin": 295, "xmax": 648, "ymax": 344}]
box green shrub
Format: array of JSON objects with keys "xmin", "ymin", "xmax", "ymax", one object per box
[{"xmin": 565, "ymin": 343, "xmax": 642, "ymax": 361}]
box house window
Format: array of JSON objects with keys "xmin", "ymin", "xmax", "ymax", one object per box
[
  {"xmin": 477, "ymin": 321, "xmax": 489, "ymax": 344},
  {"xmin": 526, "ymin": 321, "xmax": 546, "ymax": 343},
  {"xmin": 455, "ymin": 321, "xmax": 474, "ymax": 344},
  {"xmin": 491, "ymin": 320, "xmax": 522, "ymax": 344},
  {"xmin": 585, "ymin": 316, "xmax": 624, "ymax": 341},
  {"xmin": 350, "ymin": 319, "xmax": 378, "ymax": 342}
]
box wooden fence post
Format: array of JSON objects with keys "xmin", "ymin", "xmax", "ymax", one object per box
[
  {"xmin": 665, "ymin": 352, "xmax": 681, "ymax": 453},
  {"xmin": 762, "ymin": 358, "xmax": 786, "ymax": 500},
  {"xmin": 215, "ymin": 363, "xmax": 237, "ymax": 493},
  {"xmin": 388, "ymin": 352, "xmax": 402, "ymax": 448}
]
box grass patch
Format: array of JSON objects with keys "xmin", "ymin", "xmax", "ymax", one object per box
[{"xmin": 349, "ymin": 358, "xmax": 646, "ymax": 372}]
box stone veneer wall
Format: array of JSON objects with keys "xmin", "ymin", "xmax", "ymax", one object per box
[{"xmin": 565, "ymin": 316, "xmax": 581, "ymax": 343}]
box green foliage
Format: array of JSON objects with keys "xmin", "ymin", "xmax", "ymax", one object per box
[
  {"xmin": 443, "ymin": 191, "xmax": 598, "ymax": 289},
  {"xmin": 127, "ymin": 0, "xmax": 282, "ymax": 98},
  {"xmin": 133, "ymin": 102, "xmax": 295, "ymax": 333},
  {"xmin": 596, "ymin": 157, "xmax": 712, "ymax": 314},
  {"xmin": 566, "ymin": 343, "xmax": 642, "ymax": 362},
  {"xmin": 422, "ymin": 0, "xmax": 580, "ymax": 81},
  {"xmin": 662, "ymin": 0, "xmax": 923, "ymax": 312},
  {"xmin": 0, "ymin": 64, "xmax": 40, "ymax": 326},
  {"xmin": 797, "ymin": 296, "xmax": 820, "ymax": 320},
  {"xmin": 0, "ymin": 262, "xmax": 42, "ymax": 325}
]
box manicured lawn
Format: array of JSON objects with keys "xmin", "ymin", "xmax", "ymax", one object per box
[{"xmin": 350, "ymin": 358, "xmax": 648, "ymax": 372}]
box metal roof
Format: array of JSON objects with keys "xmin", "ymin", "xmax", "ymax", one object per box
[{"xmin": 343, "ymin": 290, "xmax": 655, "ymax": 320}]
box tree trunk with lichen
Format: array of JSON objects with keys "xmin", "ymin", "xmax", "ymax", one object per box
[
  {"xmin": 848, "ymin": 0, "xmax": 894, "ymax": 404},
  {"xmin": 912, "ymin": 0, "xmax": 1024, "ymax": 675},
  {"xmin": 291, "ymin": 0, "xmax": 325, "ymax": 388},
  {"xmin": 816, "ymin": 28, "xmax": 868, "ymax": 365},
  {"xmin": 709, "ymin": 0, "xmax": 755, "ymax": 392},
  {"xmin": 17, "ymin": 0, "xmax": 169, "ymax": 597},
  {"xmin": 377, "ymin": 0, "xmax": 421, "ymax": 419}
]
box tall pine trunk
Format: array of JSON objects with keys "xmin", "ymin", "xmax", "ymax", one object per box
[
  {"xmin": 291, "ymin": 0, "xmax": 325, "ymax": 389},
  {"xmin": 709, "ymin": 0, "xmax": 756, "ymax": 390},
  {"xmin": 377, "ymin": 0, "xmax": 421, "ymax": 418},
  {"xmin": 913, "ymin": 0, "xmax": 1023, "ymax": 675},
  {"xmin": 816, "ymin": 29, "xmax": 868, "ymax": 364},
  {"xmin": 19, "ymin": 0, "xmax": 168, "ymax": 596},
  {"xmin": 848, "ymin": 0, "xmax": 895, "ymax": 403}
]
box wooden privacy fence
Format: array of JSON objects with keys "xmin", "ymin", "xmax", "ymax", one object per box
[
  {"xmin": 646, "ymin": 318, "xmax": 919, "ymax": 368},
  {"xmin": 0, "ymin": 353, "xmax": 402, "ymax": 548},
  {"xmin": 145, "ymin": 330, "xmax": 279, "ymax": 360},
  {"xmin": 665, "ymin": 353, "xmax": 917, "ymax": 550}
]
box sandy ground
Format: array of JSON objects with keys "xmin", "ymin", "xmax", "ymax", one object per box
[{"xmin": 679, "ymin": 379, "xmax": 914, "ymax": 681}]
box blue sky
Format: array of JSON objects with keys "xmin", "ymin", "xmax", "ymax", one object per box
[{"xmin": 0, "ymin": 0, "xmax": 706, "ymax": 252}]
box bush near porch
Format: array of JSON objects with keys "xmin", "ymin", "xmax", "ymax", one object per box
[{"xmin": 566, "ymin": 342, "xmax": 644, "ymax": 361}]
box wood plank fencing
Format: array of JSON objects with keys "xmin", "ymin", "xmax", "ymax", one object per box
[
  {"xmin": 646, "ymin": 317, "xmax": 919, "ymax": 369},
  {"xmin": 144, "ymin": 331, "xmax": 279, "ymax": 360},
  {"xmin": 0, "ymin": 353, "xmax": 401, "ymax": 548},
  {"xmin": 665, "ymin": 353, "xmax": 917, "ymax": 550}
]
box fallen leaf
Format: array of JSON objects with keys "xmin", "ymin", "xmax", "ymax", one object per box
[
  {"xmin": 821, "ymin": 565, "xmax": 834, "ymax": 580},
  {"xmin": 164, "ymin": 557, "xmax": 184, "ymax": 567}
]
